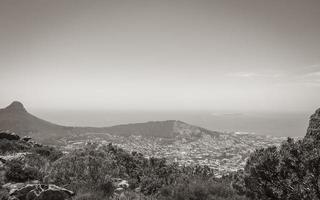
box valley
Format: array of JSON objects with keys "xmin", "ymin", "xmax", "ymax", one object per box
[{"xmin": 62, "ymin": 128, "xmax": 285, "ymax": 177}]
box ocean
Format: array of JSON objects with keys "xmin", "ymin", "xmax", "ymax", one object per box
[{"xmin": 34, "ymin": 110, "xmax": 311, "ymax": 137}]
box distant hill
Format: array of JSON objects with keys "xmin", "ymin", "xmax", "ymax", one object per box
[
  {"xmin": 82, "ymin": 120, "xmax": 220, "ymax": 138},
  {"xmin": 0, "ymin": 101, "xmax": 74, "ymax": 143},
  {"xmin": 0, "ymin": 101, "xmax": 221, "ymax": 143}
]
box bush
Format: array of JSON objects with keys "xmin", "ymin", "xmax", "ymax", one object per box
[
  {"xmin": 158, "ymin": 178, "xmax": 247, "ymax": 200},
  {"xmin": 5, "ymin": 159, "xmax": 41, "ymax": 182},
  {"xmin": 48, "ymin": 144, "xmax": 117, "ymax": 197},
  {"xmin": 0, "ymin": 139, "xmax": 31, "ymax": 154},
  {"xmin": 72, "ymin": 190, "xmax": 106, "ymax": 200},
  {"xmin": 28, "ymin": 142, "xmax": 247, "ymax": 200},
  {"xmin": 240, "ymin": 138, "xmax": 320, "ymax": 200},
  {"xmin": 0, "ymin": 188, "xmax": 9, "ymax": 200},
  {"xmin": 31, "ymin": 145, "xmax": 63, "ymax": 161}
]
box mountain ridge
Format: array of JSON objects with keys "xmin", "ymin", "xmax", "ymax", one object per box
[{"xmin": 0, "ymin": 101, "xmax": 219, "ymax": 143}]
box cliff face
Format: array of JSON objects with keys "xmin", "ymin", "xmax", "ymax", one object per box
[{"xmin": 306, "ymin": 108, "xmax": 320, "ymax": 140}]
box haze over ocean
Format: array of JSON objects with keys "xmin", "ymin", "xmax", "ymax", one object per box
[{"xmin": 34, "ymin": 110, "xmax": 309, "ymax": 137}]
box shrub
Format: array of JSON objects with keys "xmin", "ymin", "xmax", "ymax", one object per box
[
  {"xmin": 32, "ymin": 145, "xmax": 63, "ymax": 161},
  {"xmin": 48, "ymin": 144, "xmax": 117, "ymax": 197},
  {"xmin": 0, "ymin": 139, "xmax": 31, "ymax": 154},
  {"xmin": 240, "ymin": 138, "xmax": 320, "ymax": 200},
  {"xmin": 43, "ymin": 143, "xmax": 247, "ymax": 200},
  {"xmin": 5, "ymin": 159, "xmax": 41, "ymax": 182},
  {"xmin": 0, "ymin": 188, "xmax": 9, "ymax": 200},
  {"xmin": 157, "ymin": 177, "xmax": 247, "ymax": 200},
  {"xmin": 72, "ymin": 190, "xmax": 106, "ymax": 200}
]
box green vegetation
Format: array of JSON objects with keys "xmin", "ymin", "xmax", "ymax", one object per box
[
  {"xmin": 48, "ymin": 143, "xmax": 245, "ymax": 199},
  {"xmin": 4, "ymin": 134, "xmax": 320, "ymax": 200},
  {"xmin": 158, "ymin": 178, "xmax": 247, "ymax": 200},
  {"xmin": 0, "ymin": 139, "xmax": 31, "ymax": 154},
  {"xmin": 0, "ymin": 139, "xmax": 247, "ymax": 200},
  {"xmin": 5, "ymin": 158, "xmax": 42, "ymax": 182},
  {"xmin": 234, "ymin": 137, "xmax": 320, "ymax": 200}
]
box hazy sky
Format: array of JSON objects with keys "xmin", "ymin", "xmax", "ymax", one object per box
[{"xmin": 0, "ymin": 0, "xmax": 320, "ymax": 112}]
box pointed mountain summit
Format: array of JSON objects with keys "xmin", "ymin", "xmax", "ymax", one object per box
[{"xmin": 4, "ymin": 101, "xmax": 27, "ymax": 113}]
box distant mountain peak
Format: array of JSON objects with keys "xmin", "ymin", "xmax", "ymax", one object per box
[{"xmin": 5, "ymin": 101, "xmax": 27, "ymax": 113}]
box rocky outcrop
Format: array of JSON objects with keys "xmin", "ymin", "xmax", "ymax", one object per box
[
  {"xmin": 0, "ymin": 131, "xmax": 20, "ymax": 141},
  {"xmin": 306, "ymin": 108, "xmax": 320, "ymax": 140},
  {"xmin": 0, "ymin": 131, "xmax": 43, "ymax": 149},
  {"xmin": 3, "ymin": 183, "xmax": 74, "ymax": 200},
  {"xmin": 21, "ymin": 136, "xmax": 32, "ymax": 142}
]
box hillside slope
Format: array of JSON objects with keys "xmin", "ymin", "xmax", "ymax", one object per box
[
  {"xmin": 0, "ymin": 102, "xmax": 220, "ymax": 143},
  {"xmin": 0, "ymin": 102, "xmax": 73, "ymax": 142}
]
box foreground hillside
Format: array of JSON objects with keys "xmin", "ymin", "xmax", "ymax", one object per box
[{"xmin": 0, "ymin": 131, "xmax": 247, "ymax": 200}]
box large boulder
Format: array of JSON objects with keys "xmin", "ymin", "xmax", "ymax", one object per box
[
  {"xmin": 0, "ymin": 131, "xmax": 20, "ymax": 141},
  {"xmin": 3, "ymin": 183, "xmax": 74, "ymax": 200},
  {"xmin": 306, "ymin": 108, "xmax": 320, "ymax": 140}
]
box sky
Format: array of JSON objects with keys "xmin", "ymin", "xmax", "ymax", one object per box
[{"xmin": 0, "ymin": 0, "xmax": 320, "ymax": 112}]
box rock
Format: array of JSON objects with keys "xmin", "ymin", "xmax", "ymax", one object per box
[
  {"xmin": 33, "ymin": 143, "xmax": 43, "ymax": 148},
  {"xmin": 10, "ymin": 184, "xmax": 35, "ymax": 199},
  {"xmin": 0, "ymin": 131, "xmax": 20, "ymax": 141},
  {"xmin": 4, "ymin": 183, "xmax": 74, "ymax": 200},
  {"xmin": 27, "ymin": 185, "xmax": 74, "ymax": 200},
  {"xmin": 21, "ymin": 136, "xmax": 32, "ymax": 142},
  {"xmin": 0, "ymin": 157, "xmax": 6, "ymax": 164},
  {"xmin": 115, "ymin": 188, "xmax": 124, "ymax": 192},
  {"xmin": 134, "ymin": 187, "xmax": 141, "ymax": 193},
  {"xmin": 117, "ymin": 180, "xmax": 129, "ymax": 189},
  {"xmin": 306, "ymin": 108, "xmax": 320, "ymax": 140},
  {"xmin": 111, "ymin": 178, "xmax": 129, "ymax": 192},
  {"xmin": 2, "ymin": 182, "xmax": 26, "ymax": 194},
  {"xmin": 0, "ymin": 152, "xmax": 28, "ymax": 162}
]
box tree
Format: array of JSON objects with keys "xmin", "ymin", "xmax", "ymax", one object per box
[{"xmin": 241, "ymin": 138, "xmax": 320, "ymax": 200}]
